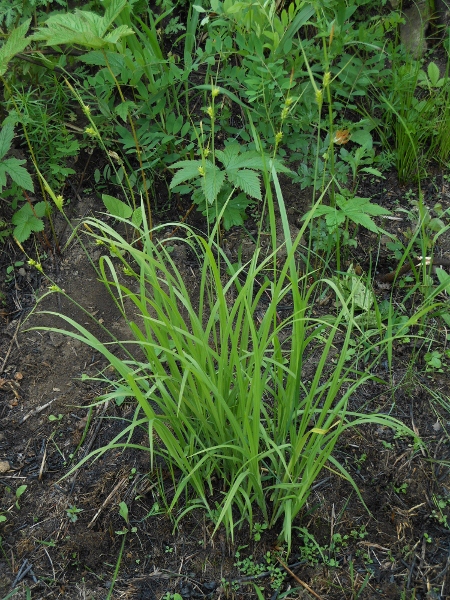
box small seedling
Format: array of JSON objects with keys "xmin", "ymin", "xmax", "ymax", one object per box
[
  {"xmin": 252, "ymin": 522, "xmax": 268, "ymax": 541},
  {"xmin": 424, "ymin": 350, "xmax": 443, "ymax": 372},
  {"xmin": 66, "ymin": 505, "xmax": 83, "ymax": 523},
  {"xmin": 116, "ymin": 501, "xmax": 137, "ymax": 535},
  {"xmin": 393, "ymin": 482, "xmax": 408, "ymax": 494},
  {"xmin": 15, "ymin": 485, "xmax": 27, "ymax": 509},
  {"xmin": 431, "ymin": 495, "xmax": 450, "ymax": 528},
  {"xmin": 6, "ymin": 261, "xmax": 25, "ymax": 282},
  {"xmin": 48, "ymin": 414, "xmax": 63, "ymax": 422}
]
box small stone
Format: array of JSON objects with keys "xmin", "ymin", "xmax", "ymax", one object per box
[{"xmin": 0, "ymin": 461, "xmax": 11, "ymax": 473}]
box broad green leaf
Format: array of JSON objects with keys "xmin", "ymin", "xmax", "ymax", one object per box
[
  {"xmin": 132, "ymin": 207, "xmax": 143, "ymax": 227},
  {"xmin": 1, "ymin": 157, "xmax": 34, "ymax": 191},
  {"xmin": 102, "ymin": 0, "xmax": 129, "ymax": 34},
  {"xmin": 0, "ymin": 19, "xmax": 31, "ymax": 77},
  {"xmin": 118, "ymin": 501, "xmax": 129, "ymax": 523},
  {"xmin": 11, "ymin": 204, "xmax": 45, "ymax": 242},
  {"xmin": 80, "ymin": 50, "xmax": 125, "ymax": 71},
  {"xmin": 346, "ymin": 267, "xmax": 373, "ymax": 311},
  {"xmin": 0, "ymin": 123, "xmax": 15, "ymax": 161},
  {"xmin": 236, "ymin": 151, "xmax": 266, "ymax": 170},
  {"xmin": 427, "ymin": 217, "xmax": 445, "ymax": 233},
  {"xmin": 104, "ymin": 25, "xmax": 135, "ymax": 45},
  {"xmin": 170, "ymin": 161, "xmax": 203, "ymax": 188},
  {"xmin": 428, "ymin": 61, "xmax": 440, "ymax": 87},
  {"xmin": 325, "ymin": 209, "xmax": 346, "ymax": 230},
  {"xmin": 215, "ymin": 144, "xmax": 241, "ymax": 169},
  {"xmin": 115, "ymin": 101, "xmax": 136, "ymax": 122},
  {"xmin": 201, "ymin": 164, "xmax": 226, "ymax": 204},
  {"xmin": 32, "ymin": 2, "xmax": 132, "ymax": 49},
  {"xmin": 350, "ymin": 129, "xmax": 373, "ymax": 149},
  {"xmin": 336, "ymin": 195, "xmax": 390, "ymax": 233},
  {"xmin": 227, "ymin": 168, "xmax": 261, "ymax": 200},
  {"xmin": 102, "ymin": 194, "xmax": 133, "ymax": 219},
  {"xmin": 0, "ymin": 166, "xmax": 7, "ymax": 190},
  {"xmin": 360, "ymin": 167, "xmax": 384, "ymax": 177},
  {"xmin": 33, "ymin": 201, "xmax": 48, "ymax": 218},
  {"xmin": 221, "ymin": 192, "xmax": 253, "ymax": 230},
  {"xmin": 436, "ymin": 268, "xmax": 450, "ymax": 292}
]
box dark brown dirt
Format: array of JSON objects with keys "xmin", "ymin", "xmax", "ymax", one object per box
[{"xmin": 1, "ymin": 171, "xmax": 450, "ymax": 600}]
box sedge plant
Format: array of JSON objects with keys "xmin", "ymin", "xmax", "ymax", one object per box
[{"xmin": 27, "ymin": 172, "xmax": 427, "ymax": 551}]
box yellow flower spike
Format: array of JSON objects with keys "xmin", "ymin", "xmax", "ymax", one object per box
[
  {"xmin": 281, "ymin": 107, "xmax": 289, "ymax": 121},
  {"xmin": 198, "ymin": 166, "xmax": 206, "ymax": 176},
  {"xmin": 54, "ymin": 195, "xmax": 64, "ymax": 211},
  {"xmin": 49, "ymin": 284, "xmax": 61, "ymax": 292},
  {"xmin": 323, "ymin": 72, "xmax": 331, "ymax": 88},
  {"xmin": 84, "ymin": 223, "xmax": 94, "ymax": 233},
  {"xmin": 203, "ymin": 148, "xmax": 210, "ymax": 158},
  {"xmin": 315, "ymin": 89, "xmax": 323, "ymax": 107},
  {"xmin": 27, "ymin": 259, "xmax": 37, "ymax": 267},
  {"xmin": 275, "ymin": 131, "xmax": 283, "ymax": 144},
  {"xmin": 206, "ymin": 105, "xmax": 214, "ymax": 118},
  {"xmin": 82, "ymin": 104, "xmax": 91, "ymax": 115},
  {"xmin": 212, "ymin": 87, "xmax": 220, "ymax": 98},
  {"xmin": 85, "ymin": 127, "xmax": 98, "ymax": 138},
  {"xmin": 285, "ymin": 96, "xmax": 293, "ymax": 107}
]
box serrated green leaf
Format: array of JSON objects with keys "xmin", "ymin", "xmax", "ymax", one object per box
[
  {"xmin": 350, "ymin": 129, "xmax": 373, "ymax": 149},
  {"xmin": 0, "ymin": 19, "xmax": 31, "ymax": 77},
  {"xmin": 200, "ymin": 190, "xmax": 252, "ymax": 229},
  {"xmin": 360, "ymin": 167, "xmax": 383, "ymax": 177},
  {"xmin": 102, "ymin": 194, "xmax": 133, "ymax": 219},
  {"xmin": 104, "ymin": 25, "xmax": 134, "ymax": 44},
  {"xmin": 325, "ymin": 209, "xmax": 346, "ymax": 231},
  {"xmin": 102, "ymin": 0, "xmax": 128, "ymax": 35},
  {"xmin": 11, "ymin": 204, "xmax": 45, "ymax": 242},
  {"xmin": 115, "ymin": 100, "xmax": 136, "ymax": 122},
  {"xmin": 1, "ymin": 157, "xmax": 34, "ymax": 191},
  {"xmin": 227, "ymin": 168, "xmax": 261, "ymax": 200},
  {"xmin": 170, "ymin": 161, "xmax": 203, "ymax": 188},
  {"xmin": 336, "ymin": 195, "xmax": 390, "ymax": 233},
  {"xmin": 33, "ymin": 201, "xmax": 48, "ymax": 218},
  {"xmin": 80, "ymin": 50, "xmax": 124, "ymax": 71},
  {"xmin": 215, "ymin": 144, "xmax": 241, "ymax": 169},
  {"xmin": 201, "ymin": 164, "xmax": 226, "ymax": 204},
  {"xmin": 221, "ymin": 192, "xmax": 252, "ymax": 230},
  {"xmin": 32, "ymin": 0, "xmax": 130, "ymax": 49},
  {"xmin": 0, "ymin": 123, "xmax": 15, "ymax": 160},
  {"xmin": 0, "ymin": 166, "xmax": 7, "ymax": 190},
  {"xmin": 236, "ymin": 151, "xmax": 266, "ymax": 170}
]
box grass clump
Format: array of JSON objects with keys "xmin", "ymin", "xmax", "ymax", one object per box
[{"xmin": 31, "ymin": 189, "xmax": 422, "ymax": 549}]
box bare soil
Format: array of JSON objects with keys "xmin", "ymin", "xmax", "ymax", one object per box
[{"xmin": 1, "ymin": 167, "xmax": 450, "ymax": 600}]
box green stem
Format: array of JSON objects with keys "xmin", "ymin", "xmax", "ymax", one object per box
[{"xmin": 102, "ymin": 50, "xmax": 152, "ymax": 232}]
